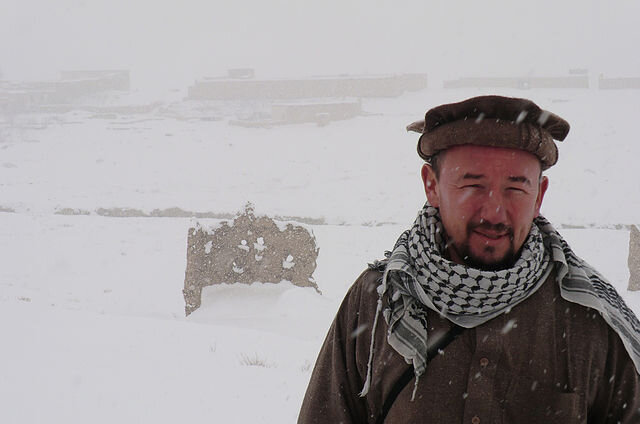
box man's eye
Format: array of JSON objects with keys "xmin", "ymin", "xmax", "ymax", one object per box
[
  {"xmin": 463, "ymin": 184, "xmax": 482, "ymax": 189},
  {"xmin": 507, "ymin": 187, "xmax": 526, "ymax": 193}
]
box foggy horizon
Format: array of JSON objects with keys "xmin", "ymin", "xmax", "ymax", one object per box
[{"xmin": 3, "ymin": 0, "xmax": 640, "ymax": 91}]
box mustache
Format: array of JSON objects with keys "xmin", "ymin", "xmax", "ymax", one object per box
[{"xmin": 468, "ymin": 220, "xmax": 513, "ymax": 236}]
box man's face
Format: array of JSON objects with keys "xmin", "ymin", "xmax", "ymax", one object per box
[{"xmin": 421, "ymin": 145, "xmax": 548, "ymax": 271}]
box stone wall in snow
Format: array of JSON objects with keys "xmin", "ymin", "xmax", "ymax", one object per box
[{"xmin": 183, "ymin": 204, "xmax": 320, "ymax": 316}]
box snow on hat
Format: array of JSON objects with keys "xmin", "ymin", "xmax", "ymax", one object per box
[{"xmin": 407, "ymin": 95, "xmax": 570, "ymax": 169}]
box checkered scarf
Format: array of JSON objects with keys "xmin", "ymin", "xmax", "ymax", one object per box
[{"xmin": 360, "ymin": 202, "xmax": 640, "ymax": 398}]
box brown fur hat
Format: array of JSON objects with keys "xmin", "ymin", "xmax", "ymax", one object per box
[{"xmin": 407, "ymin": 95, "xmax": 570, "ymax": 169}]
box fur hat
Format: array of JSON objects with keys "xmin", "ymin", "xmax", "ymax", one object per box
[{"xmin": 407, "ymin": 95, "xmax": 570, "ymax": 169}]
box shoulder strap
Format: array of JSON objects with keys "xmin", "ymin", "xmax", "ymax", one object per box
[{"xmin": 377, "ymin": 325, "xmax": 465, "ymax": 424}]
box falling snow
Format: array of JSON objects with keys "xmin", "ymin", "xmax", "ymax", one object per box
[{"xmin": 1, "ymin": 81, "xmax": 639, "ymax": 423}]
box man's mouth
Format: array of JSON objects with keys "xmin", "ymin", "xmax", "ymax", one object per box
[{"xmin": 473, "ymin": 229, "xmax": 509, "ymax": 240}]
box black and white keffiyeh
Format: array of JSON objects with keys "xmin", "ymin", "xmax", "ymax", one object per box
[{"xmin": 360, "ymin": 202, "xmax": 640, "ymax": 398}]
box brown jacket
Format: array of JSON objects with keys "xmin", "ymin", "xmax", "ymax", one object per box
[{"xmin": 299, "ymin": 268, "xmax": 640, "ymax": 423}]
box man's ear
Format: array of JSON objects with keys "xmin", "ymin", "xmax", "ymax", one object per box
[
  {"xmin": 421, "ymin": 163, "xmax": 440, "ymax": 208},
  {"xmin": 534, "ymin": 176, "xmax": 549, "ymax": 217}
]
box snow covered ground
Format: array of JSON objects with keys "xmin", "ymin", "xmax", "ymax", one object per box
[{"xmin": 1, "ymin": 88, "xmax": 639, "ymax": 423}]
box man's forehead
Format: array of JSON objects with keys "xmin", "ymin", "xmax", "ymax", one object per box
[{"xmin": 439, "ymin": 144, "xmax": 542, "ymax": 176}]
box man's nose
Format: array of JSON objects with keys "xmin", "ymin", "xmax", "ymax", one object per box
[{"xmin": 480, "ymin": 190, "xmax": 508, "ymax": 224}]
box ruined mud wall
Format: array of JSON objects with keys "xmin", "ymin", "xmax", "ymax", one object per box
[{"xmin": 183, "ymin": 205, "xmax": 320, "ymax": 315}]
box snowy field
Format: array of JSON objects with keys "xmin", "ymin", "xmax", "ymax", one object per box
[{"xmin": 1, "ymin": 88, "xmax": 639, "ymax": 423}]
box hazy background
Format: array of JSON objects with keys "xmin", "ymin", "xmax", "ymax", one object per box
[
  {"xmin": 2, "ymin": 0, "xmax": 640, "ymax": 91},
  {"xmin": 2, "ymin": 2, "xmax": 640, "ymax": 423}
]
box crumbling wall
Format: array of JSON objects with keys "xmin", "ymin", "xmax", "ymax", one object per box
[
  {"xmin": 183, "ymin": 204, "xmax": 320, "ymax": 315},
  {"xmin": 629, "ymin": 225, "xmax": 640, "ymax": 291}
]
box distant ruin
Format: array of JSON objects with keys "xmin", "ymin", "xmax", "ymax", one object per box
[
  {"xmin": 0, "ymin": 70, "xmax": 129, "ymax": 113},
  {"xmin": 231, "ymin": 99, "xmax": 363, "ymax": 128},
  {"xmin": 599, "ymin": 75, "xmax": 640, "ymax": 90},
  {"xmin": 443, "ymin": 75, "xmax": 589, "ymax": 90},
  {"xmin": 182, "ymin": 203, "xmax": 320, "ymax": 316}
]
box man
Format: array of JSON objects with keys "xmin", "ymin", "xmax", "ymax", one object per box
[{"xmin": 299, "ymin": 95, "xmax": 640, "ymax": 423}]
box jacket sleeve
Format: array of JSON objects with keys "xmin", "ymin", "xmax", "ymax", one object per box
[
  {"xmin": 589, "ymin": 328, "xmax": 640, "ymax": 423},
  {"xmin": 298, "ymin": 271, "xmax": 376, "ymax": 424}
]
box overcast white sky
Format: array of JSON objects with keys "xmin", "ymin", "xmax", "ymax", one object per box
[{"xmin": 2, "ymin": 0, "xmax": 640, "ymax": 89}]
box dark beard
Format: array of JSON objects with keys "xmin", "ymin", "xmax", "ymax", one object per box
[
  {"xmin": 449, "ymin": 221, "xmax": 517, "ymax": 271},
  {"xmin": 453, "ymin": 241, "xmax": 517, "ymax": 271}
]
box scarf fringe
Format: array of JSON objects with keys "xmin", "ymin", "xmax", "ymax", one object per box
[
  {"xmin": 410, "ymin": 376, "xmax": 420, "ymax": 401},
  {"xmin": 360, "ymin": 296, "xmax": 383, "ymax": 397}
]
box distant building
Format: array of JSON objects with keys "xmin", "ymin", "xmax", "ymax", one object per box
[
  {"xmin": 443, "ymin": 75, "xmax": 589, "ymax": 89},
  {"xmin": 0, "ymin": 81, "xmax": 58, "ymax": 111},
  {"xmin": 271, "ymin": 99, "xmax": 362, "ymax": 125},
  {"xmin": 59, "ymin": 70, "xmax": 129, "ymax": 91},
  {"xmin": 0, "ymin": 70, "xmax": 130, "ymax": 112},
  {"xmin": 54, "ymin": 70, "xmax": 129, "ymax": 103},
  {"xmin": 598, "ymin": 74, "xmax": 640, "ymax": 89},
  {"xmin": 227, "ymin": 68, "xmax": 255, "ymax": 79}
]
